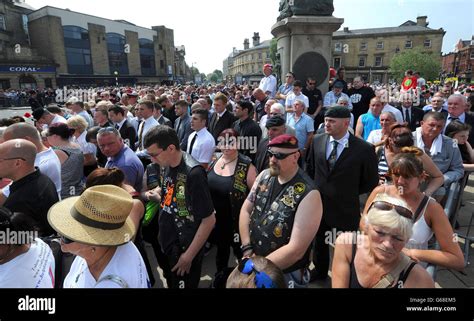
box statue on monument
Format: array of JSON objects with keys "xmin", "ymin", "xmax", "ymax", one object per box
[{"xmin": 278, "ymin": 0, "xmax": 334, "ymax": 21}]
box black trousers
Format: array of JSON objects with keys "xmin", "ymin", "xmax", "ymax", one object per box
[
  {"xmin": 312, "ymin": 218, "xmax": 331, "ymax": 277},
  {"xmin": 142, "ymin": 214, "xmax": 172, "ymax": 286},
  {"xmin": 166, "ymin": 246, "xmax": 204, "ymax": 289},
  {"xmin": 216, "ymin": 238, "xmax": 242, "ymax": 273}
]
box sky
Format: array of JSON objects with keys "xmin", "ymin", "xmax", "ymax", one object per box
[{"xmin": 27, "ymin": 0, "xmax": 473, "ymax": 75}]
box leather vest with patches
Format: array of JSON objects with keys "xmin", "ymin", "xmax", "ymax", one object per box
[
  {"xmin": 168, "ymin": 153, "xmax": 202, "ymax": 252},
  {"xmin": 250, "ymin": 169, "xmax": 314, "ymax": 273}
]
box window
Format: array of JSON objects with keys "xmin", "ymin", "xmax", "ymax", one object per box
[
  {"xmin": 375, "ymin": 56, "xmax": 383, "ymax": 67},
  {"xmin": 160, "ymin": 60, "xmax": 164, "ymax": 69},
  {"xmin": 470, "ymin": 51, "xmax": 474, "ymax": 59},
  {"xmin": 258, "ymin": 53, "xmax": 262, "ymax": 60},
  {"xmin": 335, "ymin": 42, "xmax": 342, "ymax": 53},
  {"xmin": 107, "ymin": 33, "xmax": 129, "ymax": 75},
  {"xmin": 266, "ymin": 52, "xmax": 270, "ymax": 59},
  {"xmin": 0, "ymin": 14, "xmax": 5, "ymax": 31},
  {"xmin": 424, "ymin": 39, "xmax": 431, "ymax": 47},
  {"xmin": 139, "ymin": 38, "xmax": 156, "ymax": 76},
  {"xmin": 63, "ymin": 26, "xmax": 92, "ymax": 74},
  {"xmin": 44, "ymin": 78, "xmax": 53, "ymax": 88},
  {"xmin": 405, "ymin": 40, "xmax": 412, "ymax": 49},
  {"xmin": 358, "ymin": 56, "xmax": 366, "ymax": 67},
  {"xmin": 360, "ymin": 42, "xmax": 367, "ymax": 51},
  {"xmin": 376, "ymin": 42, "xmax": 384, "ymax": 50},
  {"xmin": 333, "ymin": 57, "xmax": 341, "ymax": 69},
  {"xmin": 159, "ymin": 44, "xmax": 163, "ymax": 50}
]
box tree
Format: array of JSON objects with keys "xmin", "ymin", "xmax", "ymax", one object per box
[
  {"xmin": 389, "ymin": 47, "xmax": 441, "ymax": 82},
  {"xmin": 213, "ymin": 70, "xmax": 223, "ymax": 82},
  {"xmin": 269, "ymin": 38, "xmax": 278, "ymax": 66}
]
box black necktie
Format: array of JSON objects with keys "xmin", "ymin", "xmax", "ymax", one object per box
[
  {"xmin": 328, "ymin": 140, "xmax": 339, "ymax": 171},
  {"xmin": 405, "ymin": 109, "xmax": 410, "ymax": 124},
  {"xmin": 449, "ymin": 117, "xmax": 459, "ymax": 121},
  {"xmin": 188, "ymin": 132, "xmax": 197, "ymax": 155},
  {"xmin": 115, "ymin": 123, "xmax": 120, "ymax": 130}
]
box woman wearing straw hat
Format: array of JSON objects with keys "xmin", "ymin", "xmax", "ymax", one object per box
[{"xmin": 48, "ymin": 184, "xmax": 150, "ymax": 288}]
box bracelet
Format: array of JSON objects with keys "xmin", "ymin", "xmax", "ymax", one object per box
[{"xmin": 240, "ymin": 244, "xmax": 253, "ymax": 253}]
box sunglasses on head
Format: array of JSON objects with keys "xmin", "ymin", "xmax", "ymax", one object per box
[
  {"xmin": 266, "ymin": 150, "xmax": 297, "ymax": 160},
  {"xmin": 368, "ymin": 200, "xmax": 413, "ymax": 220},
  {"xmin": 238, "ymin": 258, "xmax": 275, "ymax": 288}
]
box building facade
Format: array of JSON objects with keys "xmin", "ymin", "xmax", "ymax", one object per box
[
  {"xmin": 332, "ymin": 16, "xmax": 445, "ymax": 84},
  {"xmin": 223, "ymin": 16, "xmax": 445, "ymax": 87},
  {"xmin": 0, "ymin": 1, "xmax": 188, "ymax": 89},
  {"xmin": 0, "ymin": 0, "xmax": 57, "ymax": 90},
  {"xmin": 226, "ymin": 33, "xmax": 272, "ymax": 85},
  {"xmin": 442, "ymin": 37, "xmax": 474, "ymax": 83}
]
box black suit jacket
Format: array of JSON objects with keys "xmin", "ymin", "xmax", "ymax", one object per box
[
  {"xmin": 307, "ymin": 133, "xmax": 379, "ymax": 230},
  {"xmin": 254, "ymin": 137, "xmax": 269, "ymax": 173},
  {"xmin": 119, "ymin": 120, "xmax": 137, "ymax": 151},
  {"xmin": 157, "ymin": 115, "xmax": 172, "ymax": 127},
  {"xmin": 209, "ymin": 110, "xmax": 237, "ymax": 141},
  {"xmin": 397, "ymin": 106, "xmax": 424, "ymax": 131}
]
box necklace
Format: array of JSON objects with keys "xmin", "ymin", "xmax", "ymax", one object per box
[{"xmin": 220, "ymin": 157, "xmax": 238, "ymax": 169}]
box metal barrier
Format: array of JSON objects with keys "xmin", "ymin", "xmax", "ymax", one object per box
[
  {"xmin": 455, "ymin": 173, "xmax": 474, "ymax": 266},
  {"xmin": 426, "ymin": 178, "xmax": 464, "ymax": 279}
]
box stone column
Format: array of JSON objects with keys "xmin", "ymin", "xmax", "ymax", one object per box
[{"xmin": 271, "ymin": 16, "xmax": 343, "ymax": 94}]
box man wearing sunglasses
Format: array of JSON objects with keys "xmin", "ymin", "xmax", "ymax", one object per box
[
  {"xmin": 240, "ymin": 134, "xmax": 322, "ymax": 287},
  {"xmin": 306, "ymin": 106, "xmax": 379, "ymax": 282}
]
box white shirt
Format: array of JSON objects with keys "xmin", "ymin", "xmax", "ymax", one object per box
[
  {"xmin": 382, "ymin": 104, "xmax": 404, "ymax": 124},
  {"xmin": 285, "ymin": 92, "xmax": 309, "ymax": 109},
  {"xmin": 0, "ymin": 238, "xmax": 55, "ymax": 288},
  {"xmin": 115, "ymin": 118, "xmax": 127, "ymax": 131},
  {"xmin": 64, "ymin": 242, "xmax": 149, "ymax": 288},
  {"xmin": 326, "ymin": 131, "xmax": 350, "ymax": 160},
  {"xmin": 187, "ymin": 127, "xmax": 215, "ymax": 164},
  {"xmin": 51, "ymin": 114, "xmax": 67, "ymax": 125},
  {"xmin": 259, "ymin": 75, "xmax": 277, "ymax": 98},
  {"xmin": 136, "ymin": 116, "xmax": 159, "ymax": 156},
  {"xmin": 366, "ymin": 129, "xmax": 383, "ymax": 145},
  {"xmin": 35, "ymin": 147, "xmax": 62, "ymax": 196},
  {"xmin": 414, "ymin": 127, "xmax": 443, "ymax": 156},
  {"xmin": 74, "ymin": 130, "xmax": 97, "ymax": 155}
]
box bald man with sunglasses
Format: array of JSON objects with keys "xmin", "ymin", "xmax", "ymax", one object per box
[{"xmin": 239, "ymin": 134, "xmax": 322, "ymax": 287}]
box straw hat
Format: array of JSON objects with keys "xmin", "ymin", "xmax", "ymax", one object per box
[{"xmin": 47, "ymin": 185, "xmax": 136, "ymax": 246}]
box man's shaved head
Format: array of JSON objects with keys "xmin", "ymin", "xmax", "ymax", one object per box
[
  {"xmin": 3, "ymin": 123, "xmax": 41, "ymax": 144},
  {"xmin": 0, "ymin": 139, "xmax": 37, "ymax": 166}
]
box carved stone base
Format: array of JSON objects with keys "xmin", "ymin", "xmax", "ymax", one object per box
[{"xmin": 271, "ymin": 16, "xmax": 343, "ymax": 94}]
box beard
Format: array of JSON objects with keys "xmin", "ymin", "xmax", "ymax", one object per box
[{"xmin": 269, "ymin": 163, "xmax": 280, "ymax": 176}]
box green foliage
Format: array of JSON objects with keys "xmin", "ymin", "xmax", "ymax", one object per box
[
  {"xmin": 389, "ymin": 47, "xmax": 441, "ymax": 82},
  {"xmin": 270, "ymin": 38, "xmax": 278, "ymax": 65},
  {"xmin": 206, "ymin": 70, "xmax": 223, "ymax": 83}
]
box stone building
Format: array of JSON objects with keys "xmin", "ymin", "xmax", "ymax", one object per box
[
  {"xmin": 0, "ymin": 1, "xmax": 188, "ymax": 89},
  {"xmin": 332, "ymin": 16, "xmax": 445, "ymax": 83},
  {"xmin": 0, "ymin": 0, "xmax": 56, "ymax": 90},
  {"xmin": 442, "ymin": 37, "xmax": 474, "ymax": 83},
  {"xmin": 225, "ymin": 32, "xmax": 272, "ymax": 85}
]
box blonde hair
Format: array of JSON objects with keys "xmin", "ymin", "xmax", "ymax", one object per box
[
  {"xmin": 66, "ymin": 115, "xmax": 88, "ymax": 133},
  {"xmin": 366, "ymin": 194, "xmax": 413, "ymax": 241}
]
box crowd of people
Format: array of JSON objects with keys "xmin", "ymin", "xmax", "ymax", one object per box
[{"xmin": 0, "ymin": 64, "xmax": 471, "ymax": 289}]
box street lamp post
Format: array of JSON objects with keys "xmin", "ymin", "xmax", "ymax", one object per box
[{"xmin": 114, "ymin": 71, "xmax": 118, "ymax": 87}]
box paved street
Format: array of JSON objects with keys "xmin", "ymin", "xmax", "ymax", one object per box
[
  {"xmin": 0, "ymin": 107, "xmax": 33, "ymax": 121},
  {"xmin": 146, "ymin": 176, "xmax": 474, "ymax": 289}
]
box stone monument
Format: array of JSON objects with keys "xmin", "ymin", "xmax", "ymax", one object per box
[{"xmin": 272, "ymin": 0, "xmax": 343, "ymax": 94}]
